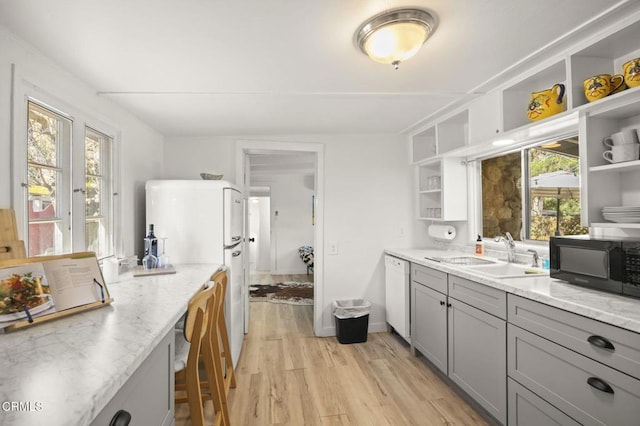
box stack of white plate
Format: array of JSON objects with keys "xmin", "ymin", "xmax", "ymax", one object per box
[{"xmin": 602, "ymin": 206, "xmax": 640, "ymax": 223}]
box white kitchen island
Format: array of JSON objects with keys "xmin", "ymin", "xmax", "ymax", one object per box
[{"xmin": 0, "ymin": 263, "xmax": 220, "ymax": 426}]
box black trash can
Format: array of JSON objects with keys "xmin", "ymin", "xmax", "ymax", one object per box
[{"xmin": 333, "ymin": 299, "xmax": 371, "ymax": 344}]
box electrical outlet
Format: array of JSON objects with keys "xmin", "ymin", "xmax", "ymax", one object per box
[{"xmin": 328, "ymin": 241, "xmax": 338, "ymax": 255}]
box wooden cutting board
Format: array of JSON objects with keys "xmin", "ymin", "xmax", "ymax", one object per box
[
  {"xmin": 0, "ymin": 240, "xmax": 27, "ymax": 261},
  {"xmin": 0, "ymin": 209, "xmax": 19, "ymax": 241}
]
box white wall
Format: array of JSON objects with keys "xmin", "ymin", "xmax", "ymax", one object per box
[
  {"xmin": 260, "ymin": 174, "xmax": 314, "ymax": 275},
  {"xmin": 164, "ymin": 134, "xmax": 416, "ymax": 335},
  {"xmin": 0, "ymin": 25, "xmax": 164, "ymax": 258}
]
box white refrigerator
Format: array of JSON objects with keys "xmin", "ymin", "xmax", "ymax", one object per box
[{"xmin": 145, "ymin": 180, "xmax": 244, "ymax": 366}]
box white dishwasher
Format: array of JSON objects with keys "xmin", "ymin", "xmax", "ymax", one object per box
[{"xmin": 384, "ymin": 255, "xmax": 410, "ymax": 343}]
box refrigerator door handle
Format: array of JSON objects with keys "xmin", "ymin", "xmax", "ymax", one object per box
[
  {"xmin": 231, "ymin": 236, "xmax": 241, "ymax": 242},
  {"xmin": 232, "ymin": 250, "xmax": 242, "ymax": 257}
]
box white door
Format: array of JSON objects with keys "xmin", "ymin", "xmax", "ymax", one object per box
[
  {"xmin": 248, "ymin": 196, "xmax": 271, "ymax": 272},
  {"xmin": 242, "ymin": 154, "xmax": 251, "ymax": 334}
]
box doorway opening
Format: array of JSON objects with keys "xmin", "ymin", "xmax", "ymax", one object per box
[{"xmin": 236, "ymin": 141, "xmax": 324, "ymax": 337}]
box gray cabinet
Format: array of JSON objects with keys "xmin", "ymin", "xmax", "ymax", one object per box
[
  {"xmin": 508, "ymin": 323, "xmax": 640, "ymax": 425},
  {"xmin": 410, "ymin": 264, "xmax": 507, "ymax": 424},
  {"xmin": 411, "ymin": 266, "xmax": 448, "ymax": 374},
  {"xmin": 508, "ymin": 294, "xmax": 640, "ymax": 426},
  {"xmin": 91, "ymin": 330, "xmax": 175, "ymax": 426},
  {"xmin": 447, "ymin": 277, "xmax": 506, "ymax": 425}
]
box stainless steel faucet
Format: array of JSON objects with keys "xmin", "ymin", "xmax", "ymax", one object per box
[
  {"xmin": 495, "ymin": 232, "xmax": 517, "ymax": 263},
  {"xmin": 527, "ymin": 249, "xmax": 539, "ymax": 267}
]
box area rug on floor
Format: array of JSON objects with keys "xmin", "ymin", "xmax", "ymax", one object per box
[{"xmin": 249, "ymin": 282, "xmax": 313, "ymax": 305}]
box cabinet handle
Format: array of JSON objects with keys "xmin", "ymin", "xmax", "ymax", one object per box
[
  {"xmin": 446, "ymin": 302, "xmax": 452, "ymax": 308},
  {"xmin": 587, "ymin": 335, "xmax": 615, "ymax": 351},
  {"xmin": 440, "ymin": 300, "xmax": 445, "ymax": 306},
  {"xmin": 109, "ymin": 409, "xmax": 132, "ymax": 426},
  {"xmin": 587, "ymin": 377, "xmax": 614, "ymax": 394}
]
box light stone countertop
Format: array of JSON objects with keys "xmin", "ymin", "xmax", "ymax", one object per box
[
  {"xmin": 0, "ymin": 263, "xmax": 219, "ymax": 426},
  {"xmin": 385, "ymin": 248, "xmax": 640, "ymax": 334}
]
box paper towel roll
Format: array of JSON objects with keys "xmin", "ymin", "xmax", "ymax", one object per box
[{"xmin": 428, "ymin": 224, "xmax": 456, "ymax": 241}]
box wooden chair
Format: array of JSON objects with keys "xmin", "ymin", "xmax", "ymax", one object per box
[
  {"xmin": 199, "ymin": 278, "xmax": 231, "ymax": 426},
  {"xmin": 209, "ymin": 267, "xmax": 237, "ymax": 393},
  {"xmin": 174, "ymin": 283, "xmax": 226, "ymax": 426}
]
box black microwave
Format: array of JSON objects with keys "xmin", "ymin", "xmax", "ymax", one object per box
[{"xmin": 550, "ymin": 235, "xmax": 640, "ymax": 298}]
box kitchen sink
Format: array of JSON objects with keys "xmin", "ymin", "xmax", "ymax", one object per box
[
  {"xmin": 426, "ymin": 256, "xmax": 497, "ymax": 265},
  {"xmin": 467, "ymin": 262, "xmax": 549, "ymax": 278}
]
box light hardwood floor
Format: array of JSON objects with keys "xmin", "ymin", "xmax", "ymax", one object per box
[{"xmin": 175, "ymin": 301, "xmax": 489, "ymax": 425}]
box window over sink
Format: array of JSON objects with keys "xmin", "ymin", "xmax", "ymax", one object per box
[{"xmin": 480, "ymin": 136, "xmax": 588, "ymax": 242}]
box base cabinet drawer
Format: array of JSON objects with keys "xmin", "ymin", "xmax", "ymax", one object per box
[
  {"xmin": 508, "ymin": 324, "xmax": 640, "ymax": 426},
  {"xmin": 412, "ymin": 263, "xmax": 447, "ymax": 294},
  {"xmin": 448, "ymin": 275, "xmax": 506, "ymax": 319},
  {"xmin": 508, "ymin": 294, "xmax": 640, "ymax": 379},
  {"xmin": 508, "ymin": 378, "xmax": 580, "ymax": 426}
]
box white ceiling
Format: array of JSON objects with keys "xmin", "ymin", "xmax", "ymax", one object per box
[{"xmin": 0, "ymin": 0, "xmax": 625, "ymax": 137}]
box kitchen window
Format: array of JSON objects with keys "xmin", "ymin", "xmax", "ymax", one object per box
[
  {"xmin": 19, "ymin": 99, "xmax": 116, "ymax": 258},
  {"xmin": 480, "ymin": 137, "xmax": 588, "ymax": 242},
  {"xmin": 84, "ymin": 128, "xmax": 113, "ymax": 258}
]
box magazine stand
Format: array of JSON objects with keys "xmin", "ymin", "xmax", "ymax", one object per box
[{"xmin": 0, "ymin": 252, "xmax": 113, "ymax": 332}]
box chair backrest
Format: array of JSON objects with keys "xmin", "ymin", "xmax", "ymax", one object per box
[
  {"xmin": 183, "ymin": 284, "xmax": 216, "ymax": 343},
  {"xmin": 210, "ymin": 267, "xmax": 228, "ymax": 302}
]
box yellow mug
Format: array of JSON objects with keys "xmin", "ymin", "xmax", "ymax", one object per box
[
  {"xmin": 527, "ymin": 83, "xmax": 566, "ymax": 121},
  {"xmin": 623, "ymin": 58, "xmax": 640, "ymax": 88},
  {"xmin": 584, "ymin": 74, "xmax": 612, "ymax": 102},
  {"xmin": 610, "ymin": 74, "xmax": 627, "ymax": 95}
]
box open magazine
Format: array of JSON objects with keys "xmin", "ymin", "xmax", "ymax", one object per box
[{"xmin": 0, "ymin": 253, "xmax": 110, "ymax": 330}]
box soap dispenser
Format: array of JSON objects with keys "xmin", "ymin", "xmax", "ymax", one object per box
[{"xmin": 475, "ymin": 235, "xmax": 485, "ymax": 256}]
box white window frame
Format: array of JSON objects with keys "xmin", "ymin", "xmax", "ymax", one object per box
[{"xmin": 12, "ymin": 79, "xmax": 121, "ymax": 259}]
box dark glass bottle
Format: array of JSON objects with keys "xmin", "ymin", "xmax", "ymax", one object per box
[{"xmin": 145, "ymin": 224, "xmax": 158, "ymax": 258}]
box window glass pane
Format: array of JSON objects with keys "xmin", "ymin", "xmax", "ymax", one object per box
[
  {"xmin": 528, "ymin": 140, "xmax": 587, "ymax": 240},
  {"xmin": 85, "ymin": 218, "xmax": 103, "ymax": 255},
  {"xmin": 85, "ymin": 176, "xmax": 101, "ymax": 218},
  {"xmin": 481, "ymin": 137, "xmax": 588, "ymax": 243},
  {"xmin": 27, "ymin": 101, "xmax": 69, "ymax": 256},
  {"xmin": 28, "ymin": 103, "xmax": 58, "ymax": 167},
  {"xmin": 28, "ymin": 222, "xmax": 63, "ymax": 256},
  {"xmin": 84, "ymin": 127, "xmax": 112, "ymax": 258},
  {"xmin": 85, "ymin": 133, "xmax": 101, "ymax": 175},
  {"xmin": 28, "ymin": 166, "xmax": 58, "ymax": 221},
  {"xmin": 481, "ymin": 151, "xmax": 522, "ymax": 240}
]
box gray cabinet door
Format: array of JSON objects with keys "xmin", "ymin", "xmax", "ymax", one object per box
[
  {"xmin": 448, "ymin": 298, "xmax": 506, "ymax": 424},
  {"xmin": 91, "ymin": 330, "xmax": 175, "ymax": 426},
  {"xmin": 411, "ymin": 280, "xmax": 448, "ymax": 374}
]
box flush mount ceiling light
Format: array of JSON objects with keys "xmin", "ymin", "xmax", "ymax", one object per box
[{"xmin": 355, "ymin": 8, "xmax": 436, "ymax": 70}]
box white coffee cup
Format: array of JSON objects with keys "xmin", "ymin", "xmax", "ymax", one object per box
[
  {"xmin": 603, "ymin": 129, "xmax": 638, "ymax": 147},
  {"xmin": 603, "ymin": 143, "xmax": 640, "ymax": 163}
]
